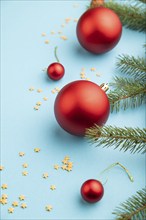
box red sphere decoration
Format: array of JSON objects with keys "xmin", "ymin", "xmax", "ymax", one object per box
[
  {"xmin": 76, "ymin": 7, "xmax": 122, "ymax": 54},
  {"xmin": 54, "ymin": 80, "xmax": 110, "ymax": 136},
  {"xmin": 81, "ymin": 179, "xmax": 104, "ymax": 203},
  {"xmin": 47, "ymin": 62, "xmax": 65, "ymax": 81}
]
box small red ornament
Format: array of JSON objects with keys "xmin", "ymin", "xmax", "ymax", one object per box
[
  {"xmin": 47, "ymin": 47, "xmax": 65, "ymax": 81},
  {"xmin": 76, "ymin": 7, "xmax": 122, "ymax": 54},
  {"xmin": 54, "ymin": 80, "xmax": 110, "ymax": 136},
  {"xmin": 81, "ymin": 179, "xmax": 104, "ymax": 203}
]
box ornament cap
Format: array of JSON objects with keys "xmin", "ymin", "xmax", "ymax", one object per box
[{"xmin": 100, "ymin": 83, "xmax": 109, "ymax": 92}]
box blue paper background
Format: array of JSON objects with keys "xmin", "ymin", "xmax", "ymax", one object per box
[{"xmin": 1, "ymin": 0, "xmax": 145, "ymax": 219}]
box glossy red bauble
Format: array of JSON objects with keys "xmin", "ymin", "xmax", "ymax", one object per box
[
  {"xmin": 76, "ymin": 7, "xmax": 122, "ymax": 54},
  {"xmin": 81, "ymin": 179, "xmax": 104, "ymax": 203},
  {"xmin": 47, "ymin": 62, "xmax": 65, "ymax": 81},
  {"xmin": 54, "ymin": 80, "xmax": 110, "ymax": 136}
]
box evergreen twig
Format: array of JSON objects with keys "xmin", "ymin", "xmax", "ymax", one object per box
[
  {"xmin": 116, "ymin": 55, "xmax": 146, "ymax": 82},
  {"xmin": 108, "ymin": 77, "xmax": 146, "ymax": 112},
  {"xmin": 89, "ymin": 1, "xmax": 146, "ymax": 32},
  {"xmin": 138, "ymin": 0, "xmax": 146, "ymax": 3},
  {"xmin": 113, "ymin": 188, "xmax": 146, "ymax": 220},
  {"xmin": 85, "ymin": 125, "xmax": 146, "ymax": 154}
]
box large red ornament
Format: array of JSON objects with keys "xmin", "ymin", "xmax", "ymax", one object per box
[
  {"xmin": 54, "ymin": 80, "xmax": 110, "ymax": 136},
  {"xmin": 81, "ymin": 179, "xmax": 104, "ymax": 203},
  {"xmin": 76, "ymin": 7, "xmax": 122, "ymax": 54}
]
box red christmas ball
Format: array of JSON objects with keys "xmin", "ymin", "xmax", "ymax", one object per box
[
  {"xmin": 47, "ymin": 62, "xmax": 65, "ymax": 81},
  {"xmin": 81, "ymin": 179, "xmax": 104, "ymax": 203},
  {"xmin": 54, "ymin": 80, "xmax": 110, "ymax": 136},
  {"xmin": 76, "ymin": 7, "xmax": 122, "ymax": 54}
]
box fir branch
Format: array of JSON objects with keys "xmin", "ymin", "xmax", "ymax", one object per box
[
  {"xmin": 113, "ymin": 188, "xmax": 146, "ymax": 220},
  {"xmin": 89, "ymin": 1, "xmax": 146, "ymax": 32},
  {"xmin": 116, "ymin": 55, "xmax": 146, "ymax": 82},
  {"xmin": 85, "ymin": 125, "xmax": 146, "ymax": 154},
  {"xmin": 138, "ymin": 0, "xmax": 146, "ymax": 3},
  {"xmin": 108, "ymin": 77, "xmax": 146, "ymax": 112}
]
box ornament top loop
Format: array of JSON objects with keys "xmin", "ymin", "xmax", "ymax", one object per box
[{"xmin": 100, "ymin": 83, "xmax": 109, "ymax": 92}]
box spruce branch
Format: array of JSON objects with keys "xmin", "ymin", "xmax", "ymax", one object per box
[
  {"xmin": 89, "ymin": 1, "xmax": 146, "ymax": 32},
  {"xmin": 85, "ymin": 125, "xmax": 146, "ymax": 154},
  {"xmin": 113, "ymin": 188, "xmax": 146, "ymax": 220},
  {"xmin": 108, "ymin": 77, "xmax": 146, "ymax": 112},
  {"xmin": 116, "ymin": 55, "xmax": 146, "ymax": 82}
]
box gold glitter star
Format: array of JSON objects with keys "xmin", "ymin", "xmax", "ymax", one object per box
[
  {"xmin": 54, "ymin": 164, "xmax": 59, "ymax": 170},
  {"xmin": 90, "ymin": 67, "xmax": 96, "ymax": 71},
  {"xmin": 65, "ymin": 17, "xmax": 71, "ymax": 23},
  {"xmin": 0, "ymin": 198, "xmax": 7, "ymax": 205},
  {"xmin": 64, "ymin": 156, "xmax": 70, "ymax": 160},
  {"xmin": 21, "ymin": 203, "xmax": 27, "ymax": 209},
  {"xmin": 22, "ymin": 163, "xmax": 28, "ymax": 168},
  {"xmin": 36, "ymin": 101, "xmax": 42, "ymax": 106},
  {"xmin": 8, "ymin": 207, "xmax": 14, "ymax": 213},
  {"xmin": 67, "ymin": 162, "xmax": 73, "ymax": 167},
  {"xmin": 37, "ymin": 89, "xmax": 43, "ymax": 93},
  {"xmin": 61, "ymin": 165, "xmax": 67, "ymax": 170},
  {"xmin": 51, "ymin": 89, "xmax": 56, "ymax": 94},
  {"xmin": 86, "ymin": 78, "xmax": 90, "ymax": 81},
  {"xmin": 34, "ymin": 148, "xmax": 40, "ymax": 153},
  {"xmin": 34, "ymin": 106, "xmax": 39, "ymax": 111},
  {"xmin": 22, "ymin": 171, "xmax": 28, "ymax": 176},
  {"xmin": 50, "ymin": 185, "xmax": 56, "ymax": 190},
  {"xmin": 19, "ymin": 195, "xmax": 25, "ymax": 201},
  {"xmin": 43, "ymin": 97, "xmax": 48, "ymax": 101},
  {"xmin": 42, "ymin": 173, "xmax": 49, "ymax": 179},
  {"xmin": 41, "ymin": 32, "xmax": 46, "ymax": 37},
  {"xmin": 58, "ymin": 31, "xmax": 62, "ymax": 34},
  {"xmin": 96, "ymin": 72, "xmax": 102, "ymax": 77},
  {"xmin": 55, "ymin": 87, "xmax": 60, "ymax": 92},
  {"xmin": 0, "ymin": 165, "xmax": 4, "ymax": 171},
  {"xmin": 45, "ymin": 205, "xmax": 53, "ymax": 212},
  {"xmin": 12, "ymin": 201, "xmax": 19, "ymax": 207},
  {"xmin": 66, "ymin": 167, "xmax": 72, "ymax": 172},
  {"xmin": 2, "ymin": 194, "xmax": 8, "ymax": 199},
  {"xmin": 19, "ymin": 152, "xmax": 25, "ymax": 157},
  {"xmin": 29, "ymin": 87, "xmax": 35, "ymax": 91},
  {"xmin": 1, "ymin": 184, "xmax": 8, "ymax": 190},
  {"xmin": 74, "ymin": 18, "xmax": 78, "ymax": 22},
  {"xmin": 62, "ymin": 159, "xmax": 68, "ymax": 164},
  {"xmin": 44, "ymin": 40, "xmax": 49, "ymax": 44},
  {"xmin": 60, "ymin": 35, "xmax": 68, "ymax": 40}
]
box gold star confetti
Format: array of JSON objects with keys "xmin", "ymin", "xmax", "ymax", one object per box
[
  {"xmin": 0, "ymin": 198, "xmax": 7, "ymax": 205},
  {"xmin": 61, "ymin": 165, "xmax": 67, "ymax": 170},
  {"xmin": 42, "ymin": 67, "xmax": 47, "ymax": 72},
  {"xmin": 50, "ymin": 185, "xmax": 56, "ymax": 190},
  {"xmin": 21, "ymin": 203, "xmax": 27, "ymax": 209},
  {"xmin": 51, "ymin": 89, "xmax": 56, "ymax": 94},
  {"xmin": 90, "ymin": 67, "xmax": 96, "ymax": 71},
  {"xmin": 54, "ymin": 164, "xmax": 59, "ymax": 170},
  {"xmin": 61, "ymin": 24, "xmax": 65, "ymax": 28},
  {"xmin": 45, "ymin": 205, "xmax": 53, "ymax": 212},
  {"xmin": 73, "ymin": 3, "xmax": 79, "ymax": 8},
  {"xmin": 74, "ymin": 18, "xmax": 78, "ymax": 22},
  {"xmin": 36, "ymin": 101, "xmax": 42, "ymax": 106},
  {"xmin": 67, "ymin": 162, "xmax": 73, "ymax": 167},
  {"xmin": 60, "ymin": 35, "xmax": 68, "ymax": 40},
  {"xmin": 34, "ymin": 148, "xmax": 40, "ymax": 153},
  {"xmin": 22, "ymin": 163, "xmax": 28, "ymax": 168},
  {"xmin": 1, "ymin": 184, "xmax": 8, "ymax": 190},
  {"xmin": 62, "ymin": 159, "xmax": 69, "ymax": 164},
  {"xmin": 34, "ymin": 106, "xmax": 39, "ymax": 111},
  {"xmin": 58, "ymin": 31, "xmax": 62, "ymax": 34},
  {"xmin": 8, "ymin": 207, "xmax": 14, "ymax": 213},
  {"xmin": 12, "ymin": 201, "xmax": 19, "ymax": 207},
  {"xmin": 42, "ymin": 173, "xmax": 49, "ymax": 179},
  {"xmin": 55, "ymin": 87, "xmax": 60, "ymax": 92},
  {"xmin": 64, "ymin": 156, "xmax": 70, "ymax": 160},
  {"xmin": 65, "ymin": 17, "xmax": 71, "ymax": 23},
  {"xmin": 2, "ymin": 194, "xmax": 8, "ymax": 199},
  {"xmin": 44, "ymin": 40, "xmax": 49, "ymax": 44},
  {"xmin": 86, "ymin": 78, "xmax": 90, "ymax": 81},
  {"xmin": 19, "ymin": 152, "xmax": 25, "ymax": 157},
  {"xmin": 0, "ymin": 165, "xmax": 4, "ymax": 171},
  {"xmin": 19, "ymin": 195, "xmax": 25, "ymax": 201},
  {"xmin": 37, "ymin": 88, "xmax": 43, "ymax": 93},
  {"xmin": 96, "ymin": 72, "xmax": 102, "ymax": 77},
  {"xmin": 22, "ymin": 171, "xmax": 28, "ymax": 176},
  {"xmin": 50, "ymin": 31, "xmax": 55, "ymax": 35},
  {"xmin": 66, "ymin": 167, "xmax": 72, "ymax": 172},
  {"xmin": 41, "ymin": 32, "xmax": 46, "ymax": 36},
  {"xmin": 29, "ymin": 87, "xmax": 35, "ymax": 91},
  {"xmin": 43, "ymin": 97, "xmax": 48, "ymax": 101}
]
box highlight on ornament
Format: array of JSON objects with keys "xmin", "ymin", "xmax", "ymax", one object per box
[
  {"xmin": 47, "ymin": 46, "xmax": 65, "ymax": 81},
  {"xmin": 76, "ymin": 3, "xmax": 122, "ymax": 54},
  {"xmin": 54, "ymin": 80, "xmax": 110, "ymax": 136},
  {"xmin": 80, "ymin": 162, "xmax": 134, "ymax": 203}
]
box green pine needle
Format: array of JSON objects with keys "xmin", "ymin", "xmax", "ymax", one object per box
[
  {"xmin": 85, "ymin": 125, "xmax": 146, "ymax": 154},
  {"xmin": 108, "ymin": 77, "xmax": 146, "ymax": 112},
  {"xmin": 116, "ymin": 55, "xmax": 146, "ymax": 82},
  {"xmin": 113, "ymin": 188, "xmax": 146, "ymax": 220}
]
